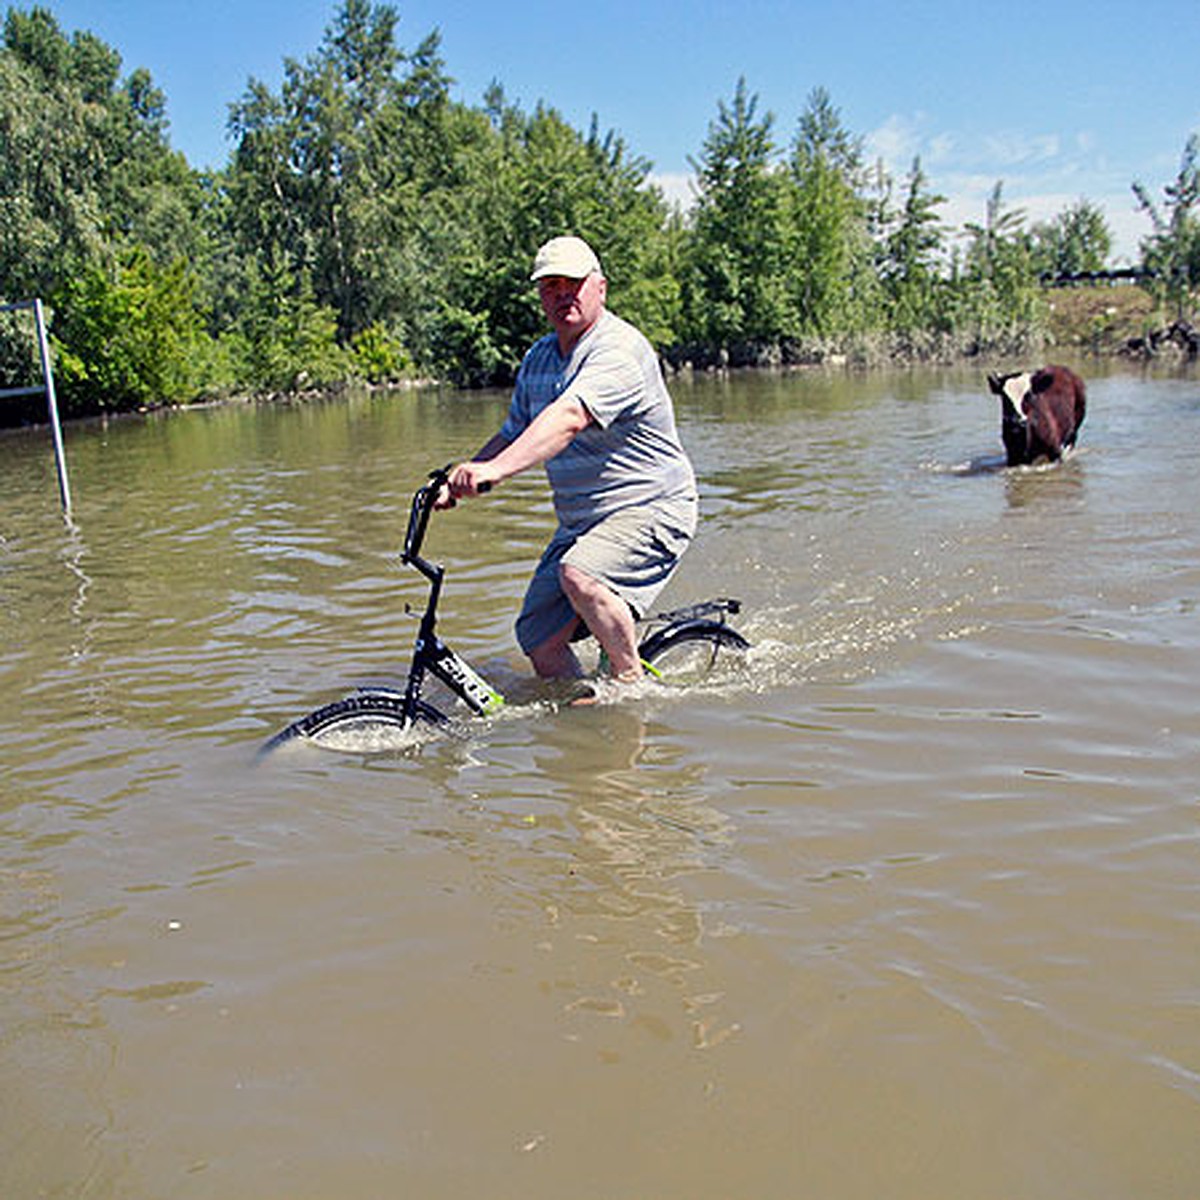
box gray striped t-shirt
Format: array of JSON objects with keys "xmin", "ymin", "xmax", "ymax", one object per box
[{"xmin": 500, "ymin": 310, "xmax": 696, "ymax": 534}]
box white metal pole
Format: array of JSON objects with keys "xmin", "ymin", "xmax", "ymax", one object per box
[{"xmin": 31, "ymin": 298, "xmax": 72, "ymax": 515}]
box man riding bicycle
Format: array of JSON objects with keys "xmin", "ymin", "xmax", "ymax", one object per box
[{"xmin": 438, "ymin": 235, "xmax": 697, "ymax": 685}]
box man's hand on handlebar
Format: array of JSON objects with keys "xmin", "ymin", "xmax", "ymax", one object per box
[{"xmin": 432, "ymin": 461, "xmax": 496, "ymax": 510}]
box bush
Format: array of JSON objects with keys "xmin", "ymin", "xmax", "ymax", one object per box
[
  {"xmin": 51, "ymin": 249, "xmax": 206, "ymax": 412},
  {"xmin": 350, "ymin": 321, "xmax": 412, "ymax": 384},
  {"xmin": 235, "ymin": 269, "xmax": 349, "ymax": 393}
]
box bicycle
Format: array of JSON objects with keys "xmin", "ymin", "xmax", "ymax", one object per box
[{"xmin": 260, "ymin": 465, "xmax": 750, "ymax": 754}]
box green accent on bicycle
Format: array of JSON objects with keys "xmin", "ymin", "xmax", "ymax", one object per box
[{"xmin": 596, "ymin": 652, "xmax": 662, "ymax": 680}]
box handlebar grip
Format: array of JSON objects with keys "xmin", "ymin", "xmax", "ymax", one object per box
[{"xmin": 432, "ymin": 465, "xmax": 490, "ymax": 493}]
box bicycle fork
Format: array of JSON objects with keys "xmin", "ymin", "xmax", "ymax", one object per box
[
  {"xmin": 402, "ymin": 623, "xmax": 504, "ymax": 719},
  {"xmin": 425, "ymin": 635, "xmax": 505, "ymax": 716}
]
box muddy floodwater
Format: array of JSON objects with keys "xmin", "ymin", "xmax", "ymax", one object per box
[{"xmin": 2, "ymin": 362, "xmax": 1198, "ymax": 1198}]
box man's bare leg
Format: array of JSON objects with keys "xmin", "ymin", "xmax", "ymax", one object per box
[
  {"xmin": 527, "ymin": 615, "xmax": 585, "ymax": 680},
  {"xmin": 559, "ymin": 562, "xmax": 642, "ymax": 681}
]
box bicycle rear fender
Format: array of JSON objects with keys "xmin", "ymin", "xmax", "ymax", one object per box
[{"xmin": 638, "ymin": 618, "xmax": 750, "ymax": 663}]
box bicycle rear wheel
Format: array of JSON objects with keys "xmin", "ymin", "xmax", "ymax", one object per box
[
  {"xmin": 260, "ymin": 692, "xmax": 447, "ymax": 756},
  {"xmin": 639, "ymin": 620, "xmax": 750, "ymax": 684}
]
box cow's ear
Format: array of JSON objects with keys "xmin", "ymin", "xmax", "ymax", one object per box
[
  {"xmin": 987, "ymin": 374, "xmax": 1002, "ymax": 394},
  {"xmin": 1030, "ymin": 368, "xmax": 1053, "ymax": 393}
]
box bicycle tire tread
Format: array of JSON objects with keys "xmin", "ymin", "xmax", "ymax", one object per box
[{"xmin": 261, "ymin": 692, "xmax": 446, "ymax": 754}]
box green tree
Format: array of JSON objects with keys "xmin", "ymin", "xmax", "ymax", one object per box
[
  {"xmin": 7, "ymin": 1, "xmax": 1110, "ymax": 405},
  {"xmin": 230, "ymin": 254, "xmax": 348, "ymax": 392},
  {"xmin": 787, "ymin": 87, "xmax": 880, "ymax": 336},
  {"xmin": 878, "ymin": 156, "xmax": 949, "ymax": 332},
  {"xmin": 1, "ymin": 6, "xmax": 212, "ymax": 407},
  {"xmin": 225, "ymin": 0, "xmax": 454, "ymax": 344},
  {"xmin": 415, "ymin": 92, "xmax": 674, "ymax": 384},
  {"xmin": 1030, "ymin": 198, "xmax": 1113, "ymax": 277},
  {"xmin": 682, "ymin": 77, "xmax": 791, "ymax": 360},
  {"xmin": 223, "ymin": 4, "xmax": 678, "ymax": 388},
  {"xmin": 52, "ymin": 248, "xmax": 206, "ymax": 411},
  {"xmin": 958, "ymin": 182, "xmax": 1044, "ymax": 345},
  {"xmin": 2, "ymin": 8, "xmax": 109, "ymax": 298},
  {"xmin": 2, "ymin": 9, "xmax": 208, "ymax": 279},
  {"xmin": 1133, "ymin": 133, "xmax": 1200, "ymax": 319}
]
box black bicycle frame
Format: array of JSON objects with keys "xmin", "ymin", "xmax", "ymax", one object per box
[
  {"xmin": 399, "ymin": 467, "xmax": 504, "ymax": 720},
  {"xmin": 396, "ymin": 465, "xmax": 747, "ymax": 721},
  {"xmin": 258, "ymin": 467, "xmax": 748, "ymax": 756}
]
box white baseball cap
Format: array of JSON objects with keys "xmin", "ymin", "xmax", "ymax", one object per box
[{"xmin": 530, "ymin": 236, "xmax": 603, "ymax": 281}]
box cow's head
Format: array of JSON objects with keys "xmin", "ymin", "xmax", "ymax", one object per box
[
  {"xmin": 988, "ymin": 371, "xmax": 1035, "ymax": 463},
  {"xmin": 988, "ymin": 371, "xmax": 1032, "ymax": 419}
]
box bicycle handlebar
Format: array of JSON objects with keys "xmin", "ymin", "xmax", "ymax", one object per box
[{"xmin": 402, "ymin": 464, "xmax": 492, "ymax": 568}]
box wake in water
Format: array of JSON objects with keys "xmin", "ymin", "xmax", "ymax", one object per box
[
  {"xmin": 257, "ymin": 644, "xmax": 756, "ymax": 758},
  {"xmin": 929, "ymin": 444, "xmax": 1089, "ymax": 477},
  {"xmin": 259, "ymin": 597, "xmax": 976, "ymax": 758},
  {"xmin": 260, "ymin": 547, "xmax": 1003, "ymax": 758}
]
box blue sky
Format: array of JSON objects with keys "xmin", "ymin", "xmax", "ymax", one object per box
[{"xmin": 38, "ymin": 0, "xmax": 1200, "ymax": 262}]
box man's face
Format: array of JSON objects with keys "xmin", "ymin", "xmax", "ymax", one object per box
[{"xmin": 538, "ymin": 272, "xmax": 607, "ymax": 347}]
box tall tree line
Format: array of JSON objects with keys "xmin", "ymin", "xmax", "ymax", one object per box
[{"xmin": 2, "ymin": 2, "xmax": 1196, "ymax": 417}]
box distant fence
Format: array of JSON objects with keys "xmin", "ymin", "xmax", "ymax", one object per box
[
  {"xmin": 0, "ymin": 298, "xmax": 72, "ymax": 515},
  {"xmin": 1039, "ymin": 268, "xmax": 1156, "ymax": 289}
]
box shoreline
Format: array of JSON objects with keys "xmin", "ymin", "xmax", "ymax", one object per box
[{"xmin": 2, "ymin": 287, "xmax": 1194, "ymax": 433}]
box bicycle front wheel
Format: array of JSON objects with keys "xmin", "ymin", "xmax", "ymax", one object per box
[
  {"xmin": 260, "ymin": 692, "xmax": 447, "ymax": 756},
  {"xmin": 639, "ymin": 620, "xmax": 750, "ymax": 684}
]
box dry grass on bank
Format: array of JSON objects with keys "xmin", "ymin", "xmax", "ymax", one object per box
[{"xmin": 1044, "ymin": 284, "xmax": 1159, "ymax": 353}]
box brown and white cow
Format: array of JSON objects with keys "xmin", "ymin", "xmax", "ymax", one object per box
[{"xmin": 987, "ymin": 365, "xmax": 1087, "ymax": 466}]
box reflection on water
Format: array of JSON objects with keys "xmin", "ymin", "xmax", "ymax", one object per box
[
  {"xmin": 2, "ymin": 364, "xmax": 1199, "ymax": 1198},
  {"xmin": 521, "ymin": 708, "xmax": 739, "ymax": 1042}
]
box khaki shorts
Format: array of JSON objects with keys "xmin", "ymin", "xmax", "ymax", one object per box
[{"xmin": 515, "ymin": 496, "xmax": 697, "ymax": 654}]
